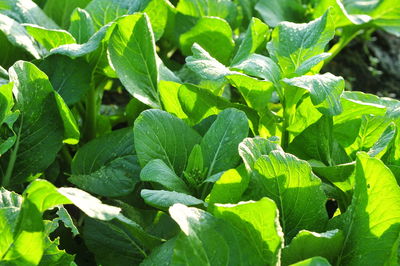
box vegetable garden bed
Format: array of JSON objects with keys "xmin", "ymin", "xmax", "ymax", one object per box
[{"xmin": 0, "ymin": 0, "xmax": 399, "ymax": 265}]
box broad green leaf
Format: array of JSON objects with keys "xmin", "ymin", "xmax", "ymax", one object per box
[
  {"xmin": 180, "ymin": 17, "xmax": 234, "ymax": 64},
  {"xmin": 231, "ymin": 54, "xmax": 281, "ymax": 85},
  {"xmin": 0, "ymin": 14, "xmax": 42, "ymax": 59},
  {"xmin": 255, "ymin": 0, "xmax": 307, "ymax": 27},
  {"xmin": 267, "ymin": 11, "xmax": 335, "ymax": 77},
  {"xmin": 69, "ymin": 128, "xmax": 140, "ymax": 197},
  {"xmin": 238, "ymin": 136, "xmax": 282, "ymax": 172},
  {"xmin": 286, "ymin": 97, "xmax": 322, "ymax": 136},
  {"xmin": 108, "ymin": 13, "xmax": 160, "ymax": 108},
  {"xmin": 0, "ymin": 0, "xmax": 59, "ymax": 29},
  {"xmin": 313, "ymin": 0, "xmax": 371, "ymax": 28},
  {"xmin": 185, "ymin": 43, "xmax": 235, "ymax": 82},
  {"xmin": 283, "ymin": 73, "xmax": 344, "ymax": 116},
  {"xmin": 134, "ymin": 109, "xmax": 201, "ymax": 176},
  {"xmin": 290, "ymin": 256, "xmax": 332, "ymax": 266},
  {"xmin": 333, "ymin": 152, "xmax": 400, "ymax": 265},
  {"xmin": 176, "ymin": 0, "xmax": 237, "ymax": 26},
  {"xmin": 38, "ymin": 237, "xmax": 75, "ymax": 266},
  {"xmin": 141, "ymin": 238, "xmax": 176, "ymax": 266},
  {"xmin": 36, "ymin": 55, "xmax": 91, "ymax": 105},
  {"xmin": 288, "ymin": 116, "xmax": 350, "ymax": 166},
  {"xmin": 201, "ymin": 108, "xmax": 249, "ymax": 177},
  {"xmin": 227, "ymin": 74, "xmax": 274, "ymax": 113},
  {"xmin": 141, "ymin": 189, "xmax": 204, "ymax": 209},
  {"xmin": 83, "ymin": 217, "xmax": 146, "ymax": 265},
  {"xmin": 84, "ymin": 0, "xmax": 141, "ymax": 29},
  {"xmin": 282, "ymin": 229, "xmax": 344, "ymax": 265},
  {"xmin": 50, "ymin": 22, "xmax": 114, "ymax": 57},
  {"xmin": 253, "ymin": 151, "xmax": 328, "ymax": 240},
  {"xmin": 169, "ymin": 203, "xmax": 278, "ymax": 265},
  {"xmin": 368, "ymin": 122, "xmax": 396, "ymax": 158},
  {"xmin": 213, "ymin": 198, "xmax": 283, "ymax": 265},
  {"xmin": 43, "ymin": 0, "xmax": 91, "ymax": 29},
  {"xmin": 25, "ymin": 24, "xmax": 76, "ymax": 51},
  {"xmin": 68, "ymin": 8, "xmax": 95, "ymax": 44},
  {"xmin": 159, "ymin": 80, "xmax": 188, "ymax": 120},
  {"xmin": 207, "ymin": 165, "xmax": 250, "ymax": 206},
  {"xmin": 5, "ymin": 61, "xmax": 77, "ymax": 185},
  {"xmin": 143, "ymin": 0, "xmax": 172, "ymax": 41},
  {"xmin": 345, "ymin": 115, "xmax": 392, "ymax": 157},
  {"xmin": 141, "ymin": 159, "xmax": 190, "ymax": 194},
  {"xmin": 342, "ymin": 0, "xmax": 400, "ymax": 36},
  {"xmin": 178, "ymin": 84, "xmax": 258, "ymax": 132},
  {"xmin": 231, "ymin": 17, "xmax": 269, "ymax": 65}
]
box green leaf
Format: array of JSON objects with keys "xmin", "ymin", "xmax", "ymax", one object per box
[
  {"xmin": 69, "ymin": 128, "xmax": 139, "ymax": 197},
  {"xmin": 5, "ymin": 61, "xmax": 77, "ymax": 185},
  {"xmin": 178, "ymin": 84, "xmax": 258, "ymax": 132},
  {"xmin": 207, "ymin": 165, "xmax": 250, "ymax": 206},
  {"xmin": 43, "ymin": 0, "xmax": 91, "ymax": 29},
  {"xmin": 68, "ymin": 7, "xmax": 95, "ymax": 44},
  {"xmin": 141, "ymin": 189, "xmax": 204, "ymax": 210},
  {"xmin": 83, "ymin": 217, "xmax": 146, "ymax": 265},
  {"xmin": 108, "ymin": 13, "xmax": 160, "ymax": 108},
  {"xmin": 159, "ymin": 80, "xmax": 188, "ymax": 121},
  {"xmin": 180, "ymin": 17, "xmax": 234, "ymax": 65},
  {"xmin": 253, "ymin": 151, "xmax": 328, "ymax": 240},
  {"xmin": 0, "ymin": 0, "xmax": 59, "ymax": 29},
  {"xmin": 201, "ymin": 108, "xmax": 249, "ymax": 177},
  {"xmin": 282, "ymin": 229, "xmax": 344, "ymax": 265},
  {"xmin": 290, "ymin": 256, "xmax": 332, "ymax": 266},
  {"xmin": 345, "ymin": 115, "xmax": 392, "ymax": 157},
  {"xmin": 140, "ymin": 159, "xmax": 190, "ymax": 194},
  {"xmin": 176, "ymin": 0, "xmax": 237, "ymax": 26},
  {"xmin": 38, "ymin": 237, "xmax": 75, "ymax": 266},
  {"xmin": 0, "ymin": 14, "xmax": 42, "ymax": 59},
  {"xmin": 231, "ymin": 17, "xmax": 269, "ymax": 65},
  {"xmin": 143, "ymin": 0, "xmax": 172, "ymax": 41},
  {"xmin": 185, "ymin": 43, "xmax": 235, "ymax": 82},
  {"xmin": 283, "ymin": 73, "xmax": 344, "ymax": 116},
  {"xmin": 288, "ymin": 116, "xmax": 350, "ymax": 166},
  {"xmin": 35, "ymin": 55, "xmax": 91, "ymax": 105},
  {"xmin": 169, "ymin": 202, "xmax": 279, "ymax": 265},
  {"xmin": 238, "ymin": 136, "xmax": 282, "ymax": 172},
  {"xmin": 227, "ymin": 74, "xmax": 274, "ymax": 113},
  {"xmin": 134, "ymin": 109, "xmax": 201, "ymax": 176},
  {"xmin": 231, "ymin": 54, "xmax": 281, "ymax": 85},
  {"xmin": 55, "ymin": 206, "xmax": 79, "ymax": 237},
  {"xmin": 213, "ymin": 198, "xmax": 283, "ymax": 265},
  {"xmin": 25, "ymin": 24, "xmax": 76, "ymax": 52},
  {"xmin": 368, "ymin": 122, "xmax": 396, "ymax": 158},
  {"xmin": 84, "ymin": 0, "xmax": 141, "ymax": 29},
  {"xmin": 50, "ymin": 21, "xmax": 114, "ymax": 57},
  {"xmin": 267, "ymin": 10, "xmax": 335, "ymax": 77},
  {"xmin": 333, "ymin": 152, "xmax": 400, "ymax": 265},
  {"xmin": 255, "ymin": 0, "xmax": 307, "ymax": 27}
]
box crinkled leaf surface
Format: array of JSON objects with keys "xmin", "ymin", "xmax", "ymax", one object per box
[{"xmin": 252, "ymin": 151, "xmax": 328, "ymax": 240}]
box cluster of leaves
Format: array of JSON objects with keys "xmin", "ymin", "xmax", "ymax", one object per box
[{"xmin": 0, "ymin": 0, "xmax": 399, "ymax": 265}]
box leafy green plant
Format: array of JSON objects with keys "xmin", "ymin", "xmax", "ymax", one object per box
[{"xmin": 0, "ymin": 0, "xmax": 399, "ymax": 265}]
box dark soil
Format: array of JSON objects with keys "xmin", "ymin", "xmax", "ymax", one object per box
[{"xmin": 324, "ymin": 30, "xmax": 400, "ymax": 99}]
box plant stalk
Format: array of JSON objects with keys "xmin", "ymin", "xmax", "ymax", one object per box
[
  {"xmin": 83, "ymin": 86, "xmax": 97, "ymax": 142},
  {"xmin": 2, "ymin": 117, "xmax": 23, "ymax": 187}
]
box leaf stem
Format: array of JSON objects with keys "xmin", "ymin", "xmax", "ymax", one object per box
[{"xmin": 2, "ymin": 116, "xmax": 23, "ymax": 187}]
